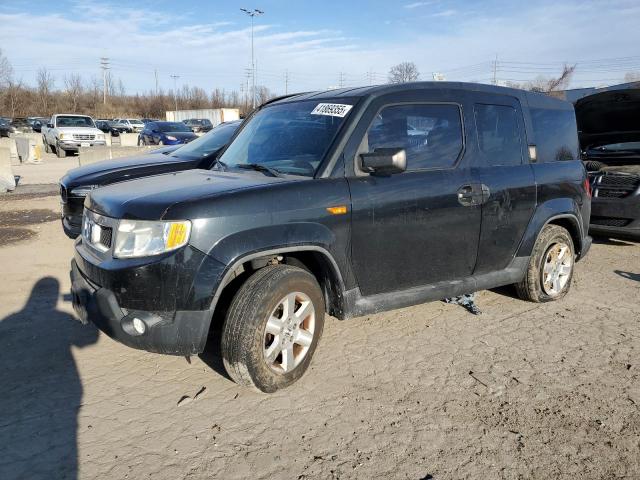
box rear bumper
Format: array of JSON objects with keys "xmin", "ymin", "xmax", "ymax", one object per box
[{"xmin": 71, "ymin": 259, "xmax": 213, "ymax": 355}]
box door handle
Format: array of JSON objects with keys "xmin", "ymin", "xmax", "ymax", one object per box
[{"xmin": 457, "ymin": 185, "xmax": 475, "ymax": 206}]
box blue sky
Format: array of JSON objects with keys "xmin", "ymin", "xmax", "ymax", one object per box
[{"xmin": 1, "ymin": 0, "xmax": 640, "ymax": 95}]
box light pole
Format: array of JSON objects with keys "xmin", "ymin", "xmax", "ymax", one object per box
[
  {"xmin": 170, "ymin": 74, "xmax": 180, "ymax": 117},
  {"xmin": 240, "ymin": 8, "xmax": 264, "ymax": 108}
]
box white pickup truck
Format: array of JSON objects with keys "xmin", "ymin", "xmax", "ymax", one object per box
[{"xmin": 41, "ymin": 114, "xmax": 107, "ymax": 158}]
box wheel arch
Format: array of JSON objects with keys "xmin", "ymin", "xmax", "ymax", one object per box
[{"xmin": 209, "ymin": 245, "xmax": 348, "ymax": 326}]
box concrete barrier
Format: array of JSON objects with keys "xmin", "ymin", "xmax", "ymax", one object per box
[
  {"xmin": 119, "ymin": 133, "xmax": 139, "ymax": 147},
  {"xmin": 0, "ymin": 147, "xmax": 16, "ymax": 192},
  {"xmin": 0, "ymin": 137, "xmax": 19, "ymax": 163},
  {"xmin": 14, "ymin": 136, "xmax": 42, "ymax": 164},
  {"xmin": 79, "ymin": 146, "xmax": 160, "ymax": 166}
]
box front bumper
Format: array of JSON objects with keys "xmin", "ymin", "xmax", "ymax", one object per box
[
  {"xmin": 59, "ymin": 140, "xmax": 107, "ymax": 151},
  {"xmin": 71, "ymin": 260, "xmax": 212, "ymax": 354},
  {"xmin": 71, "ymin": 239, "xmax": 227, "ymax": 355},
  {"xmin": 590, "ymin": 197, "xmax": 640, "ymax": 240}
]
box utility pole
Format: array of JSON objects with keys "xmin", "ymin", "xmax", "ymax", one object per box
[
  {"xmin": 154, "ymin": 69, "xmax": 159, "ymax": 95},
  {"xmin": 240, "ymin": 8, "xmax": 264, "ymax": 108},
  {"xmin": 170, "ymin": 74, "xmax": 180, "ymax": 116},
  {"xmin": 100, "ymin": 57, "xmax": 110, "ymax": 104},
  {"xmin": 284, "ymin": 69, "xmax": 289, "ymax": 95},
  {"xmin": 492, "ymin": 54, "xmax": 498, "ymax": 85},
  {"xmin": 244, "ymin": 68, "xmax": 252, "ymax": 112},
  {"xmin": 338, "ymin": 72, "xmax": 345, "ymax": 88}
]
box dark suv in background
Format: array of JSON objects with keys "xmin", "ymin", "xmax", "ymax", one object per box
[
  {"xmin": 577, "ymin": 86, "xmax": 640, "ymax": 240},
  {"xmin": 183, "ymin": 118, "xmax": 214, "ymax": 133},
  {"xmin": 59, "ymin": 120, "xmax": 241, "ymax": 238},
  {"xmin": 71, "ymin": 83, "xmax": 591, "ymax": 392}
]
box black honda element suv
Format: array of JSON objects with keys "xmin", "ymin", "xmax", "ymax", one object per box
[{"xmin": 71, "ymin": 83, "xmax": 591, "ymax": 392}]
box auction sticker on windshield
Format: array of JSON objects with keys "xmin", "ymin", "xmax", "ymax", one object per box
[{"xmin": 311, "ymin": 103, "xmax": 353, "ymax": 118}]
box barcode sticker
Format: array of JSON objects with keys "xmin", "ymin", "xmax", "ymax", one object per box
[{"xmin": 311, "ymin": 103, "xmax": 353, "ymax": 118}]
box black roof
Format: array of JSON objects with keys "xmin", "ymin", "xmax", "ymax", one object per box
[{"xmin": 271, "ymin": 81, "xmax": 573, "ymax": 110}]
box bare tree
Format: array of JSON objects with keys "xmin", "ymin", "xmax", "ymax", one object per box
[
  {"xmin": 506, "ymin": 64, "xmax": 576, "ymax": 95},
  {"xmin": 5, "ymin": 79, "xmax": 25, "ymax": 117},
  {"xmin": 624, "ymin": 72, "xmax": 640, "ymax": 83},
  {"xmin": 0, "ymin": 48, "xmax": 13, "ymax": 88},
  {"xmin": 36, "ymin": 68, "xmax": 55, "ymax": 115},
  {"xmin": 388, "ymin": 62, "xmax": 420, "ymax": 84},
  {"xmin": 64, "ymin": 74, "xmax": 84, "ymax": 112}
]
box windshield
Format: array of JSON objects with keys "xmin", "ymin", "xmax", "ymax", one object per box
[
  {"xmin": 217, "ymin": 100, "xmax": 354, "ymax": 176},
  {"xmin": 157, "ymin": 122, "xmax": 191, "ymax": 133},
  {"xmin": 172, "ymin": 121, "xmax": 240, "ymax": 159},
  {"xmin": 589, "ymin": 141, "xmax": 640, "ymax": 152},
  {"xmin": 57, "ymin": 116, "xmax": 95, "ymax": 128}
]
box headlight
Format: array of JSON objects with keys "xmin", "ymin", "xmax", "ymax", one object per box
[
  {"xmin": 96, "ymin": 133, "xmax": 105, "ymax": 140},
  {"xmin": 166, "ymin": 135, "xmax": 177, "ymax": 141},
  {"xmin": 113, "ymin": 219, "xmax": 191, "ymax": 258},
  {"xmin": 59, "ymin": 133, "xmax": 65, "ymax": 139},
  {"xmin": 70, "ymin": 185, "xmax": 99, "ymax": 197}
]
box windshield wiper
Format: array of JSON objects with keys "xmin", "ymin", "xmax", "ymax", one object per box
[
  {"xmin": 212, "ymin": 159, "xmax": 228, "ymax": 171},
  {"xmin": 237, "ymin": 163, "xmax": 283, "ymax": 177}
]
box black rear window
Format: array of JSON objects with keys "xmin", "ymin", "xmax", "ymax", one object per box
[{"xmin": 530, "ymin": 108, "xmax": 579, "ymax": 162}]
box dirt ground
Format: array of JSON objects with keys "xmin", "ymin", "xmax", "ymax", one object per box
[{"xmin": 0, "ymin": 191, "xmax": 639, "ymax": 480}]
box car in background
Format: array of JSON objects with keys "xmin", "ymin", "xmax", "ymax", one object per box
[
  {"xmin": 41, "ymin": 114, "xmax": 107, "ymax": 158},
  {"xmin": 138, "ymin": 121, "xmax": 198, "ymax": 145},
  {"xmin": 0, "ymin": 118, "xmax": 12, "ymax": 137},
  {"xmin": 141, "ymin": 118, "xmax": 160, "ymax": 124},
  {"xmin": 114, "ymin": 118, "xmax": 145, "ymax": 133},
  {"xmin": 183, "ymin": 118, "xmax": 213, "ymax": 133},
  {"xmin": 31, "ymin": 117, "xmax": 50, "ymax": 133},
  {"xmin": 578, "ymin": 87, "xmax": 640, "ymax": 240},
  {"xmin": 59, "ymin": 119, "xmax": 241, "ymax": 238},
  {"xmin": 10, "ymin": 117, "xmax": 32, "ymax": 133}
]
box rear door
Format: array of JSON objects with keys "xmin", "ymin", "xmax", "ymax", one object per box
[
  {"xmin": 345, "ymin": 91, "xmax": 481, "ymax": 296},
  {"xmin": 470, "ymin": 95, "xmax": 536, "ymax": 274}
]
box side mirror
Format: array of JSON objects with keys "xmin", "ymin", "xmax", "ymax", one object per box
[
  {"xmin": 360, "ymin": 148, "xmax": 407, "ymax": 175},
  {"xmin": 47, "ymin": 123, "xmax": 53, "ymax": 128}
]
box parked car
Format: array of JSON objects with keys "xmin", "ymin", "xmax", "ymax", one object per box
[
  {"xmin": 114, "ymin": 118, "xmax": 145, "ymax": 133},
  {"xmin": 138, "ymin": 121, "xmax": 197, "ymax": 145},
  {"xmin": 0, "ymin": 118, "xmax": 13, "ymax": 137},
  {"xmin": 183, "ymin": 118, "xmax": 213, "ymax": 133},
  {"xmin": 41, "ymin": 114, "xmax": 106, "ymax": 158},
  {"xmin": 141, "ymin": 118, "xmax": 160, "ymax": 124},
  {"xmin": 59, "ymin": 120, "xmax": 241, "ymax": 238},
  {"xmin": 577, "ymin": 87, "xmax": 640, "ymax": 240},
  {"xmin": 10, "ymin": 117, "xmax": 32, "ymax": 133},
  {"xmin": 71, "ymin": 83, "xmax": 591, "ymax": 392},
  {"xmin": 31, "ymin": 117, "xmax": 50, "ymax": 133}
]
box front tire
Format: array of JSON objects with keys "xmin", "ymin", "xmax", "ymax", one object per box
[
  {"xmin": 221, "ymin": 264, "xmax": 325, "ymax": 393},
  {"xmin": 56, "ymin": 144, "xmax": 67, "ymax": 158},
  {"xmin": 515, "ymin": 225, "xmax": 575, "ymax": 302}
]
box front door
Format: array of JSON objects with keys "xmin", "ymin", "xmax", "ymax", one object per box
[{"xmin": 346, "ymin": 94, "xmax": 481, "ymax": 297}]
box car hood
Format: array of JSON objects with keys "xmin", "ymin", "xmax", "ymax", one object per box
[
  {"xmin": 575, "ymin": 87, "xmax": 640, "ymax": 149},
  {"xmin": 60, "ymin": 150, "xmax": 196, "ymax": 189},
  {"xmin": 86, "ymin": 169, "xmax": 297, "ymax": 220},
  {"xmin": 57, "ymin": 127, "xmax": 103, "ymax": 135}
]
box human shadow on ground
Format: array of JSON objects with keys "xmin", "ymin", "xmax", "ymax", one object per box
[{"xmin": 0, "ymin": 277, "xmax": 99, "ymax": 480}]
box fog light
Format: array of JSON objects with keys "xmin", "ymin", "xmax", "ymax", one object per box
[{"xmin": 132, "ymin": 317, "xmax": 146, "ymax": 335}]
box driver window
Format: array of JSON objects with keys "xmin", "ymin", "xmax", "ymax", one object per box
[{"xmin": 362, "ymin": 104, "xmax": 463, "ymax": 171}]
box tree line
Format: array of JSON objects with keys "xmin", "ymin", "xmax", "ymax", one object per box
[{"xmin": 0, "ymin": 49, "xmax": 272, "ymax": 119}]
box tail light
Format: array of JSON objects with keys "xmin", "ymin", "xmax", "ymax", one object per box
[{"xmin": 584, "ymin": 178, "xmax": 592, "ymax": 198}]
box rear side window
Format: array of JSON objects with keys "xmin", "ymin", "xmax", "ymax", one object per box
[
  {"xmin": 530, "ymin": 108, "xmax": 578, "ymax": 162},
  {"xmin": 474, "ymin": 104, "xmax": 523, "ymax": 166},
  {"xmin": 364, "ymin": 104, "xmax": 463, "ymax": 170}
]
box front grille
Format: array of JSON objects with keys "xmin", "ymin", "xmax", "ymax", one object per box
[
  {"xmin": 73, "ymin": 133, "xmax": 96, "ymax": 141},
  {"xmin": 591, "ymin": 216, "xmax": 632, "ymax": 227},
  {"xmin": 592, "ymin": 173, "xmax": 640, "ymax": 199}
]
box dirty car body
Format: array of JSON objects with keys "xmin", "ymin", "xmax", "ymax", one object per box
[
  {"xmin": 577, "ymin": 87, "xmax": 640, "ymax": 240},
  {"xmin": 71, "ymin": 83, "xmax": 591, "ymax": 390}
]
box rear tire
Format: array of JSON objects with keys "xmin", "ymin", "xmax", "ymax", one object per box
[
  {"xmin": 515, "ymin": 225, "xmax": 575, "ymax": 302},
  {"xmin": 221, "ymin": 264, "xmax": 325, "ymax": 393}
]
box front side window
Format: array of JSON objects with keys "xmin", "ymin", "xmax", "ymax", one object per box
[
  {"xmin": 362, "ymin": 103, "xmax": 463, "ymax": 171},
  {"xmin": 474, "ymin": 104, "xmax": 523, "ymax": 166},
  {"xmin": 218, "ymin": 100, "xmax": 354, "ymax": 177}
]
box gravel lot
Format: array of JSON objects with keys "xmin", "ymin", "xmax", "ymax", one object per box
[{"xmin": 0, "ymin": 189, "xmax": 639, "ymax": 480}]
